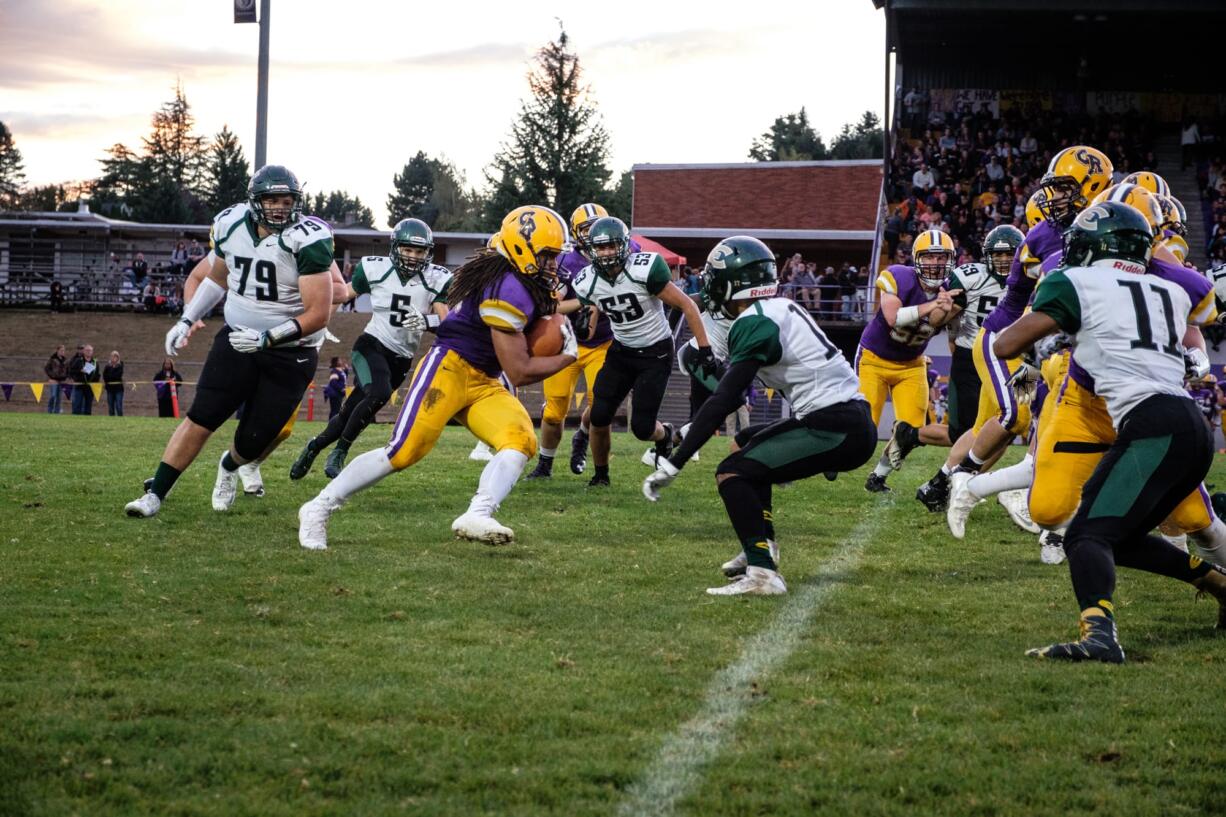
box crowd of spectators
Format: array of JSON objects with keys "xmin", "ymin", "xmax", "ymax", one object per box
[
  {"xmin": 40, "ymin": 343, "xmax": 183, "ymax": 417},
  {"xmin": 46, "ymin": 240, "xmax": 206, "ymax": 313},
  {"xmin": 1193, "ymin": 118, "xmax": 1226, "ymax": 266},
  {"xmin": 674, "ymin": 258, "xmax": 871, "ymax": 322},
  {"xmin": 889, "ymin": 97, "xmax": 1158, "ymax": 267}
]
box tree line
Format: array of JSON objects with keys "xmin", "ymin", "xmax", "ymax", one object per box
[{"xmin": 0, "ymin": 32, "xmax": 882, "ymax": 232}]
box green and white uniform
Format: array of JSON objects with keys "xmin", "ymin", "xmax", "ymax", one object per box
[
  {"xmin": 948, "ymin": 262, "xmax": 1006, "ymax": 350},
  {"xmin": 573, "ymin": 252, "xmax": 672, "ymax": 348},
  {"xmin": 210, "ymin": 202, "xmax": 335, "ymax": 348},
  {"xmin": 351, "ymin": 257, "xmax": 452, "ymax": 359},
  {"xmin": 728, "ymin": 298, "xmax": 862, "ymax": 418}
]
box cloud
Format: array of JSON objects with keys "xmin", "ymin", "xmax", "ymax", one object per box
[
  {"xmin": 392, "ymin": 42, "xmax": 534, "ymax": 69},
  {"xmin": 0, "ymin": 110, "xmax": 147, "ymax": 141}
]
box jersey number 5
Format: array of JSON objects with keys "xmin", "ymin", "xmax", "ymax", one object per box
[
  {"xmin": 599, "ymin": 293, "xmax": 645, "ymax": 324},
  {"xmin": 235, "ymin": 256, "xmax": 279, "ymax": 301},
  {"xmin": 388, "ymin": 293, "xmax": 413, "ymax": 328}
]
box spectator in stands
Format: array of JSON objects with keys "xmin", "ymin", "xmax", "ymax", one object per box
[
  {"xmin": 853, "ymin": 266, "xmax": 869, "ymax": 317},
  {"xmin": 1019, "ymin": 130, "xmax": 1038, "ymax": 156},
  {"xmin": 68, "ymin": 344, "xmax": 100, "ymax": 415},
  {"xmin": 839, "ymin": 264, "xmax": 858, "ymax": 319},
  {"xmin": 912, "ymin": 162, "xmax": 936, "ymax": 196},
  {"xmin": 938, "ymin": 128, "xmax": 957, "ymax": 153},
  {"xmin": 103, "ymin": 350, "xmax": 125, "ymax": 417},
  {"xmin": 170, "ymin": 242, "xmax": 189, "ymax": 277},
  {"xmin": 324, "ymin": 357, "xmax": 348, "ymax": 420},
  {"xmin": 128, "ymin": 252, "xmax": 148, "ymax": 291},
  {"xmin": 884, "ymin": 208, "xmax": 903, "ymax": 258},
  {"xmin": 985, "ymin": 155, "xmax": 1006, "ymax": 183},
  {"xmin": 818, "ymin": 265, "xmax": 840, "ymax": 319},
  {"xmin": 187, "ymin": 239, "xmax": 205, "ymax": 269},
  {"xmin": 789, "ymin": 263, "xmax": 817, "ymax": 311},
  {"xmin": 44, "ymin": 344, "xmax": 68, "ymax": 414},
  {"xmin": 49, "ymin": 281, "xmax": 65, "ymax": 312},
  {"xmin": 152, "ymin": 357, "xmax": 183, "ymax": 418},
  {"xmin": 1182, "ymin": 116, "xmax": 1201, "ymax": 170}
]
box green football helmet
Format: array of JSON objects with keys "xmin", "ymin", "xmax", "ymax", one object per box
[
  {"xmin": 248, "ymin": 164, "xmax": 303, "ymax": 233},
  {"xmin": 587, "ymin": 216, "xmax": 631, "ymax": 279},
  {"xmin": 1062, "ymin": 201, "xmax": 1154, "ymax": 269},
  {"xmin": 981, "ymin": 224, "xmax": 1024, "ymax": 277},
  {"xmin": 702, "ymin": 236, "xmax": 778, "ymax": 318},
  {"xmin": 390, "ymin": 218, "xmax": 434, "ymax": 278}
]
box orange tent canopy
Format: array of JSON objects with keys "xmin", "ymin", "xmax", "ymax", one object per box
[{"xmin": 631, "ymin": 234, "xmax": 686, "ymax": 266}]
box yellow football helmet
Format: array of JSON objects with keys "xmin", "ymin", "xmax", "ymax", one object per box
[
  {"xmin": 1025, "ymin": 189, "xmax": 1047, "ymax": 229},
  {"xmin": 569, "ymin": 203, "xmax": 609, "ymax": 256},
  {"xmin": 1122, "ymin": 171, "xmax": 1171, "ymax": 199},
  {"xmin": 912, "ymin": 229, "xmax": 956, "ymax": 290},
  {"xmin": 1160, "ymin": 232, "xmax": 1189, "ymax": 263},
  {"xmin": 496, "ymin": 205, "xmax": 568, "ymax": 276},
  {"xmin": 1157, "ymin": 194, "xmax": 1188, "ymax": 238},
  {"xmin": 1090, "ymin": 183, "xmax": 1164, "ymax": 234},
  {"xmin": 1038, "ymin": 146, "xmax": 1113, "ymax": 226}
]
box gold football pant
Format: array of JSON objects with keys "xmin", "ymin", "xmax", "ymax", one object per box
[
  {"xmin": 541, "ymin": 340, "xmax": 610, "ymax": 425},
  {"xmin": 854, "ymin": 345, "xmax": 928, "ymax": 427}
]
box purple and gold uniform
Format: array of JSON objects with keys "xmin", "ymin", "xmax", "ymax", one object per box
[
  {"xmin": 383, "ymin": 269, "xmax": 541, "ymax": 470},
  {"xmin": 538, "ymin": 240, "xmax": 638, "ymax": 426},
  {"xmin": 1029, "ymin": 256, "xmax": 1219, "ymax": 531},
  {"xmin": 856, "ymin": 264, "xmax": 941, "ymax": 427},
  {"xmin": 970, "ymin": 219, "xmax": 1066, "ymax": 436}
]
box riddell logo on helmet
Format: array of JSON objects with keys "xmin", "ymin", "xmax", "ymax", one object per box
[
  {"xmin": 746, "ymin": 286, "xmax": 777, "ymax": 298},
  {"xmin": 1112, "ymin": 260, "xmax": 1146, "ymax": 274}
]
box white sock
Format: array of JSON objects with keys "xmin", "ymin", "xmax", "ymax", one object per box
[
  {"xmin": 319, "ymin": 448, "xmax": 394, "ymax": 506},
  {"xmin": 940, "ymin": 463, "xmax": 953, "ymax": 476},
  {"xmin": 679, "ymin": 423, "xmax": 692, "ymax": 439},
  {"xmin": 539, "ymin": 446, "xmax": 557, "ymax": 458},
  {"xmin": 580, "ymin": 419, "xmax": 591, "ymax": 434},
  {"xmin": 967, "ymin": 453, "xmax": 1033, "ymax": 499},
  {"xmin": 1190, "ymin": 517, "xmax": 1226, "ymax": 569},
  {"xmin": 872, "ymin": 455, "xmax": 892, "ymax": 478},
  {"xmin": 467, "ymin": 450, "xmax": 528, "ymax": 516}
]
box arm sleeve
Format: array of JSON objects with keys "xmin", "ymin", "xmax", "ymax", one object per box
[
  {"xmin": 1030, "ymin": 271, "xmax": 1082, "ymax": 334},
  {"xmin": 645, "ymin": 255, "xmax": 672, "ymax": 296},
  {"xmin": 669, "ymin": 360, "xmax": 759, "ymax": 467},
  {"xmin": 728, "ymin": 315, "xmax": 784, "ymax": 366},
  {"xmin": 296, "ymin": 237, "xmax": 335, "ymax": 275},
  {"xmin": 350, "ymin": 263, "xmax": 371, "ymax": 296}
]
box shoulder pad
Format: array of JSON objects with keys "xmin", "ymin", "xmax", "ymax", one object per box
[
  {"xmin": 280, "ymin": 215, "xmax": 334, "ymax": 252},
  {"xmin": 212, "ymin": 202, "xmax": 250, "ymax": 232}
]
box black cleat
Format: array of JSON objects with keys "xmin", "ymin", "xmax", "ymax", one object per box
[
  {"xmin": 916, "ymin": 473, "xmax": 950, "ymax": 512},
  {"xmin": 823, "ymin": 471, "xmax": 838, "ymax": 482},
  {"xmin": 290, "ymin": 439, "xmax": 321, "ymax": 481},
  {"xmin": 864, "ymin": 473, "xmax": 891, "ymax": 493},
  {"xmin": 654, "ymin": 423, "xmax": 675, "ymax": 463},
  {"xmin": 323, "ymin": 447, "xmax": 348, "ymax": 479},
  {"xmin": 143, "ymin": 476, "xmax": 154, "ymax": 493},
  {"xmin": 884, "ymin": 420, "xmax": 922, "ymax": 470},
  {"xmin": 1027, "ymin": 612, "xmax": 1125, "ymax": 664},
  {"xmin": 525, "ymin": 459, "xmax": 553, "ymax": 480},
  {"xmin": 569, "ymin": 428, "xmax": 589, "ymax": 475},
  {"xmin": 587, "ymin": 473, "xmax": 610, "ymax": 488}
]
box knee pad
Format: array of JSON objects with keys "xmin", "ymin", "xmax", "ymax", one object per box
[
  {"xmin": 542, "ymin": 395, "xmax": 570, "ymax": 426},
  {"xmin": 630, "ymin": 414, "xmax": 657, "ymax": 441},
  {"xmin": 589, "ymin": 396, "xmax": 616, "ymax": 429}
]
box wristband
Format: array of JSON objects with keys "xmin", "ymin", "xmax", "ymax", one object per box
[
  {"xmin": 182, "ymin": 277, "xmax": 226, "ymax": 323},
  {"xmin": 264, "ymin": 318, "xmax": 303, "ymax": 347},
  {"xmin": 425, "ymin": 313, "xmax": 441, "ymax": 330},
  {"xmin": 896, "ymin": 305, "xmax": 920, "ymax": 327}
]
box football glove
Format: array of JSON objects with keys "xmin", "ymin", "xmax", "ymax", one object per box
[
  {"xmin": 228, "ymin": 327, "xmax": 268, "ymax": 353},
  {"xmin": 164, "ymin": 319, "xmax": 192, "ymax": 357},
  {"xmin": 570, "ymin": 304, "xmax": 594, "ymax": 339},
  {"xmin": 1184, "ymin": 346, "xmax": 1211, "ymax": 381},
  {"xmin": 1007, "ymin": 362, "xmax": 1041, "ymax": 406},
  {"xmin": 694, "ymin": 346, "xmax": 722, "ymax": 382},
  {"xmin": 398, "ymin": 308, "xmax": 428, "ymax": 333},
  {"xmin": 559, "ymin": 319, "xmax": 579, "ymax": 359},
  {"xmin": 642, "ymin": 458, "xmax": 680, "ymax": 502}
]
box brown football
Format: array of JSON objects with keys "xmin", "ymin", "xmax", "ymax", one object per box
[{"xmin": 526, "ymin": 313, "xmax": 565, "ymax": 356}]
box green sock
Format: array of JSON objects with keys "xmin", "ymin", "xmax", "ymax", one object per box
[{"xmin": 150, "ymin": 462, "xmax": 182, "ymax": 499}]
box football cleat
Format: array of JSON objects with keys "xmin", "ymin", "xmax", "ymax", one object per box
[
  {"xmin": 998, "ymin": 489, "xmax": 1039, "ymax": 534},
  {"xmin": 707, "ymin": 565, "xmax": 788, "ymax": 596},
  {"xmin": 1026, "ymin": 611, "xmax": 1125, "ymax": 664},
  {"xmin": 524, "ymin": 459, "xmax": 552, "ymax": 480},
  {"xmin": 1039, "ymin": 529, "xmax": 1067, "ymax": 565},
  {"xmin": 290, "ymin": 439, "xmax": 321, "ymax": 480},
  {"xmin": 587, "ymin": 473, "xmax": 611, "ymax": 488},
  {"xmin": 864, "ymin": 473, "xmax": 891, "ymax": 493},
  {"xmin": 451, "ymin": 512, "xmax": 514, "ymax": 545},
  {"xmin": 469, "ymin": 441, "xmax": 494, "ymax": 462},
  {"xmin": 916, "ymin": 474, "xmax": 950, "ymax": 512},
  {"xmin": 721, "ymin": 539, "xmax": 779, "ymax": 578},
  {"xmin": 298, "ymin": 497, "xmax": 336, "ymax": 551},
  {"xmin": 569, "ymin": 428, "xmax": 589, "ymax": 475},
  {"xmin": 323, "ymin": 448, "xmax": 348, "ymax": 479},
  {"xmin": 946, "ymin": 471, "xmax": 981, "ymax": 539},
  {"xmin": 211, "ymin": 453, "xmax": 238, "ymax": 512},
  {"xmin": 884, "ymin": 421, "xmax": 921, "ymax": 470},
  {"xmin": 238, "ymin": 461, "xmax": 265, "ymax": 497},
  {"xmin": 1191, "ymin": 568, "xmax": 1226, "ymax": 630},
  {"xmin": 655, "ymin": 423, "xmax": 675, "ymax": 463},
  {"xmin": 124, "ymin": 491, "xmax": 161, "ymax": 518}
]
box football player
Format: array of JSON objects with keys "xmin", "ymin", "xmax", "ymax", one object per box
[
  {"xmin": 524, "ymin": 203, "xmax": 638, "ymax": 479},
  {"xmin": 571, "ymin": 217, "xmax": 713, "ymax": 487},
  {"xmin": 290, "ymin": 219, "xmax": 451, "ymax": 480},
  {"xmin": 913, "ymin": 224, "xmax": 1021, "ymax": 510},
  {"xmin": 993, "ymin": 201, "xmax": 1226, "ymax": 662},
  {"xmin": 857, "ymin": 228, "xmax": 961, "ymax": 492},
  {"xmin": 642, "ymin": 236, "xmax": 875, "ymax": 596},
  {"xmin": 125, "ymin": 165, "xmax": 337, "ymax": 518},
  {"xmin": 298, "ymin": 205, "xmax": 579, "ymax": 549}
]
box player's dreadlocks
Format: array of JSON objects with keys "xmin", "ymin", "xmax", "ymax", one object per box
[{"xmin": 446, "ymin": 248, "xmax": 558, "ymax": 318}]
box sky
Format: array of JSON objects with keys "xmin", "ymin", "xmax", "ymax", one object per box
[{"xmin": 1, "ymin": 0, "xmax": 886, "ymax": 227}]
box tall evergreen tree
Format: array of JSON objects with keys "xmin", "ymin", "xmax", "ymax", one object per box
[
  {"xmin": 204, "ymin": 126, "xmax": 251, "ymax": 213},
  {"xmin": 748, "ymin": 108, "xmax": 828, "ymax": 162},
  {"xmin": 481, "ymin": 29, "xmax": 612, "ymax": 229},
  {"xmin": 829, "ymin": 111, "xmax": 884, "ymax": 160},
  {"xmin": 307, "ymin": 190, "xmax": 374, "ymax": 228},
  {"xmin": 0, "ymin": 121, "xmax": 26, "ymax": 209},
  {"xmin": 90, "ymin": 143, "xmax": 146, "ymax": 218},
  {"xmin": 387, "ymin": 152, "xmax": 441, "ymax": 227}
]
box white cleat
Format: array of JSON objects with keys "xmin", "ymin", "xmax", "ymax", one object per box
[
  {"xmin": 469, "ymin": 442, "xmax": 494, "ymax": 462},
  {"xmin": 238, "ymin": 461, "xmax": 265, "ymax": 497},
  {"xmin": 451, "ymin": 511, "xmax": 514, "ymax": 545},
  {"xmin": 642, "ymin": 446, "xmax": 697, "ymax": 467},
  {"xmin": 998, "ymin": 489, "xmax": 1040, "ymax": 534},
  {"xmin": 1039, "ymin": 529, "xmax": 1067, "ymax": 565},
  {"xmin": 124, "ymin": 491, "xmax": 161, "ymax": 518},
  {"xmin": 707, "ymin": 565, "xmax": 788, "ymax": 596},
  {"xmin": 720, "ymin": 539, "xmax": 779, "ymax": 577},
  {"xmin": 946, "ymin": 471, "xmax": 980, "ymax": 540},
  {"xmin": 298, "ymin": 498, "xmax": 335, "ymax": 551},
  {"xmin": 212, "ymin": 453, "xmax": 239, "ymax": 512}
]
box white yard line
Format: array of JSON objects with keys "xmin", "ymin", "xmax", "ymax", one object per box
[{"xmin": 618, "ymin": 515, "xmax": 879, "ymax": 817}]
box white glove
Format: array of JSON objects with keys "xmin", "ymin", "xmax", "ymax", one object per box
[
  {"xmin": 324, "ymin": 329, "xmax": 341, "ymax": 344},
  {"xmin": 642, "ymin": 458, "xmax": 680, "ymax": 502},
  {"xmin": 1185, "ymin": 346, "xmax": 1211, "ymax": 380},
  {"xmin": 1007, "ymin": 362, "xmax": 1041, "ymax": 406},
  {"xmin": 400, "ymin": 308, "xmax": 428, "ymax": 333},
  {"xmin": 228, "ymin": 327, "xmax": 267, "ymax": 354},
  {"xmin": 559, "ymin": 318, "xmax": 579, "ymax": 359},
  {"xmin": 1210, "ymin": 263, "xmax": 1226, "ymax": 319},
  {"xmin": 165, "ymin": 319, "xmax": 191, "ymax": 357}
]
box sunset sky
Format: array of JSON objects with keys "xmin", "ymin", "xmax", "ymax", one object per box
[{"xmin": 2, "ymin": 0, "xmax": 886, "ymax": 226}]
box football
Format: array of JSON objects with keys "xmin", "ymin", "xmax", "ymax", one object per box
[{"xmin": 526, "ymin": 313, "xmax": 566, "ymax": 356}]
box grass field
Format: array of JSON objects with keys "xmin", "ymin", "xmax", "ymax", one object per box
[{"xmin": 2, "ymin": 413, "xmax": 1225, "ymax": 816}]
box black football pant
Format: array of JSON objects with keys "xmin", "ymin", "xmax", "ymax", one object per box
[{"xmin": 314, "ymin": 333, "xmax": 412, "ymax": 450}]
